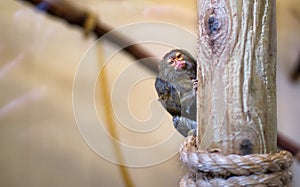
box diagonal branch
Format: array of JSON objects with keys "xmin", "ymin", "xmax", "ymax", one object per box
[
  {"xmin": 278, "ymin": 132, "xmax": 300, "ymax": 160},
  {"xmin": 290, "ymin": 53, "xmax": 300, "ymax": 82},
  {"xmin": 17, "ymin": 0, "xmax": 159, "ymax": 73}
]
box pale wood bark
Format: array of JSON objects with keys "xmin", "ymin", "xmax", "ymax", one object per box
[{"xmin": 197, "ymin": 0, "xmax": 277, "ymax": 155}]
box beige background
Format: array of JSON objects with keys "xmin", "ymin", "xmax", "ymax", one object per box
[{"xmin": 0, "ymin": 0, "xmax": 299, "ymax": 186}]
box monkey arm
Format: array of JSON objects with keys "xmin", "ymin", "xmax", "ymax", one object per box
[{"xmin": 155, "ymin": 78, "xmax": 182, "ymax": 116}]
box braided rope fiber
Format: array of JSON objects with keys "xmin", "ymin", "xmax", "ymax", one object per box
[{"xmin": 179, "ymin": 136, "xmax": 293, "ymax": 186}]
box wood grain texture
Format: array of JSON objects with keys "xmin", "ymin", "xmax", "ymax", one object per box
[{"xmin": 197, "ymin": 0, "xmax": 277, "ymax": 155}]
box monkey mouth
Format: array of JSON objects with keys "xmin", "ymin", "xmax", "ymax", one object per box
[{"xmin": 174, "ymin": 60, "xmax": 186, "ymax": 70}]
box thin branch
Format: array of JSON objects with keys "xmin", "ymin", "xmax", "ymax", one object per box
[
  {"xmin": 290, "ymin": 7, "xmax": 300, "ymax": 24},
  {"xmin": 0, "ymin": 87, "xmax": 47, "ymax": 118},
  {"xmin": 0, "ymin": 53, "xmax": 24, "ymax": 80},
  {"xmin": 278, "ymin": 132, "xmax": 300, "ymax": 161},
  {"xmin": 290, "ymin": 53, "xmax": 300, "ymax": 82}
]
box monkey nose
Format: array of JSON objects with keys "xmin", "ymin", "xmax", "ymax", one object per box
[{"xmin": 174, "ymin": 60, "xmax": 186, "ymax": 69}]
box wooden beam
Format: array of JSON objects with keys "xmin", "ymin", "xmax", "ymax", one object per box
[{"xmin": 197, "ymin": 0, "xmax": 277, "ymax": 155}]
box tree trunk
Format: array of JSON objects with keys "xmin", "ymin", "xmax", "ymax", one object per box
[{"xmin": 197, "ymin": 0, "xmax": 277, "ymax": 155}]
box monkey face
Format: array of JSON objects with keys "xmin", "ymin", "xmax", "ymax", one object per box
[
  {"xmin": 163, "ymin": 49, "xmax": 196, "ymax": 72},
  {"xmin": 167, "ymin": 51, "xmax": 186, "ymax": 70}
]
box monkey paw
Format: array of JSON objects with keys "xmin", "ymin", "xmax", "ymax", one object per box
[{"xmin": 192, "ymin": 79, "xmax": 198, "ymax": 92}]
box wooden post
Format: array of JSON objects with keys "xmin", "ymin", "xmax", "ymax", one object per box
[{"xmin": 197, "ymin": 0, "xmax": 277, "ymax": 155}]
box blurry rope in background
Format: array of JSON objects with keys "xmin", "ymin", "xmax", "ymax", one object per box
[
  {"xmin": 179, "ymin": 136, "xmax": 294, "ymax": 186},
  {"xmin": 96, "ymin": 45, "xmax": 135, "ymax": 187},
  {"xmin": 83, "ymin": 12, "xmax": 98, "ymax": 38},
  {"xmin": 16, "ymin": 0, "xmax": 300, "ymax": 161}
]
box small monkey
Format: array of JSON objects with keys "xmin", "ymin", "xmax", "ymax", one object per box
[{"xmin": 155, "ymin": 49, "xmax": 197, "ymax": 137}]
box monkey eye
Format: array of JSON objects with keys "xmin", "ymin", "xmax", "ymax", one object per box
[
  {"xmin": 175, "ymin": 53, "xmax": 182, "ymax": 59},
  {"xmin": 168, "ymin": 59, "xmax": 174, "ymax": 65}
]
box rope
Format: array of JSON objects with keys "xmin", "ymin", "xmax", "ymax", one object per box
[
  {"xmin": 97, "ymin": 45, "xmax": 135, "ymax": 187},
  {"xmin": 179, "ymin": 136, "xmax": 293, "ymax": 187},
  {"xmin": 83, "ymin": 12, "xmax": 98, "ymax": 37}
]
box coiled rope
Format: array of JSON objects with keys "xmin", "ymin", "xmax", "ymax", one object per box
[{"xmin": 179, "ymin": 136, "xmax": 293, "ymax": 186}]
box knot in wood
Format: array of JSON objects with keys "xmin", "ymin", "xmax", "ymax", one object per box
[
  {"xmin": 198, "ymin": 0, "xmax": 231, "ymax": 57},
  {"xmin": 239, "ymin": 139, "xmax": 253, "ymax": 155},
  {"xmin": 207, "ymin": 16, "xmax": 220, "ymax": 34}
]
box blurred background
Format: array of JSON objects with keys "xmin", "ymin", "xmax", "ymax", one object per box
[{"xmin": 0, "ymin": 0, "xmax": 299, "ymax": 186}]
